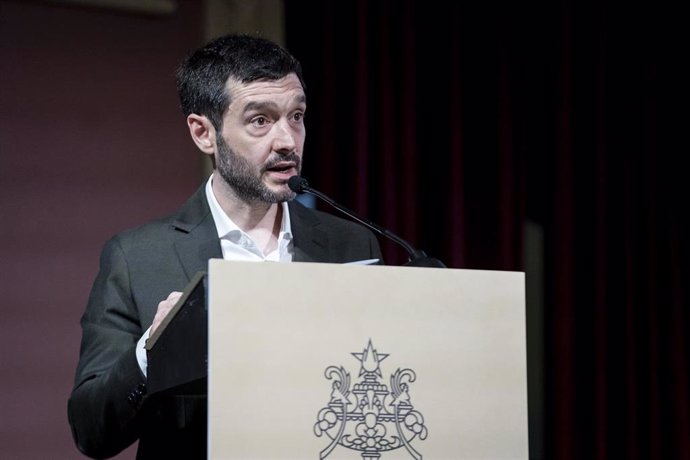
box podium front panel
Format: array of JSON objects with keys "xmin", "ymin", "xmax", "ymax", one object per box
[{"xmin": 208, "ymin": 260, "xmax": 528, "ymax": 459}]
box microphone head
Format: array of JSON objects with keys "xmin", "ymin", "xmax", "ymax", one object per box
[{"xmin": 288, "ymin": 175, "xmax": 309, "ymax": 193}]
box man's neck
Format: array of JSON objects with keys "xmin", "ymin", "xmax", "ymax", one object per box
[{"xmin": 211, "ymin": 173, "xmax": 283, "ymax": 255}]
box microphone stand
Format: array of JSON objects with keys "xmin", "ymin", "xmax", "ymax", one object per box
[{"xmin": 289, "ymin": 177, "xmax": 446, "ymax": 268}]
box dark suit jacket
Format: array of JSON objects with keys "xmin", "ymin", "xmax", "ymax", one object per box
[{"xmin": 68, "ymin": 185, "xmax": 382, "ymax": 459}]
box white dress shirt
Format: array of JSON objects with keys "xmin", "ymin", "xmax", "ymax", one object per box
[{"xmin": 205, "ymin": 176, "xmax": 294, "ymax": 262}]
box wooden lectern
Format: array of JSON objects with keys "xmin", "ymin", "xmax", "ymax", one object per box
[{"xmin": 148, "ymin": 260, "xmax": 528, "ymax": 459}]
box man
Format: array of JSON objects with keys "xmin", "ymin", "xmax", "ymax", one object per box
[{"xmin": 68, "ymin": 34, "xmax": 382, "ymax": 459}]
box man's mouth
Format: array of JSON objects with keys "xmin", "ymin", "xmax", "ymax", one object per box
[
  {"xmin": 266, "ymin": 162, "xmax": 296, "ymax": 173},
  {"xmin": 264, "ymin": 153, "xmax": 301, "ymax": 177}
]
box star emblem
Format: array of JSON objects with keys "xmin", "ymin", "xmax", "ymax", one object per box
[{"xmin": 352, "ymin": 339, "xmax": 389, "ymax": 377}]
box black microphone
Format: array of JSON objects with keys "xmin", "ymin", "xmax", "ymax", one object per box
[{"xmin": 288, "ymin": 176, "xmax": 446, "ymax": 268}]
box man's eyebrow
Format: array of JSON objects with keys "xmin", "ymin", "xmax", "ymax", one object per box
[
  {"xmin": 242, "ymin": 101, "xmax": 278, "ymax": 114},
  {"xmin": 241, "ymin": 95, "xmax": 307, "ymax": 114}
]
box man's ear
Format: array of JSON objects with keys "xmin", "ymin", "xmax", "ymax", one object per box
[{"xmin": 186, "ymin": 114, "xmax": 216, "ymax": 156}]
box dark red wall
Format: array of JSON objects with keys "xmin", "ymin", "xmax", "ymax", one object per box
[{"xmin": 0, "ymin": 1, "xmax": 203, "ymax": 458}]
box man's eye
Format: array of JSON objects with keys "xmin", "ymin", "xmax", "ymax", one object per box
[
  {"xmin": 251, "ymin": 116, "xmax": 269, "ymax": 127},
  {"xmin": 293, "ymin": 112, "xmax": 305, "ymax": 122}
]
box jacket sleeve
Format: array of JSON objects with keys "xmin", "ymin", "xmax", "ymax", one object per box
[{"xmin": 68, "ymin": 237, "xmax": 148, "ymax": 458}]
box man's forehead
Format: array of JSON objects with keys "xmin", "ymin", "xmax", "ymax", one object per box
[{"xmin": 225, "ymin": 74, "xmax": 305, "ymax": 108}]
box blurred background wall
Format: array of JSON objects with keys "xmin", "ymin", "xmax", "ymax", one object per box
[{"xmin": 0, "ymin": 1, "xmax": 204, "ymax": 458}]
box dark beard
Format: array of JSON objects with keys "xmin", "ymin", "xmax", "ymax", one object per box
[{"xmin": 216, "ymin": 136, "xmax": 301, "ymax": 203}]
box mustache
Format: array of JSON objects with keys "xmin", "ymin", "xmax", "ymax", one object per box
[{"xmin": 263, "ymin": 153, "xmax": 302, "ymax": 171}]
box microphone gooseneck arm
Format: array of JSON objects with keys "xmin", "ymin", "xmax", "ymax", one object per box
[
  {"xmin": 288, "ymin": 176, "xmax": 446, "ymax": 268},
  {"xmin": 301, "ymin": 183, "xmax": 420, "ymax": 257}
]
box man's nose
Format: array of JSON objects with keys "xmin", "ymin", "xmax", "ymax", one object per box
[{"xmin": 272, "ymin": 119, "xmax": 298, "ymax": 153}]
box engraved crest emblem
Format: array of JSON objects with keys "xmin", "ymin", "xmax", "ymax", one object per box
[{"xmin": 314, "ymin": 340, "xmax": 428, "ymax": 459}]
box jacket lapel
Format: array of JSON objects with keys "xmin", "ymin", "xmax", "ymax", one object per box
[
  {"xmin": 289, "ymin": 200, "xmax": 330, "ymax": 263},
  {"xmin": 172, "ymin": 184, "xmax": 222, "ymax": 279}
]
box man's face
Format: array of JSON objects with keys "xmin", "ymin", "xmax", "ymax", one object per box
[{"xmin": 216, "ymin": 73, "xmax": 306, "ymax": 203}]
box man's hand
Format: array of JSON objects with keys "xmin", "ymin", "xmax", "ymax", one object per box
[{"xmin": 151, "ymin": 291, "xmax": 183, "ymax": 336}]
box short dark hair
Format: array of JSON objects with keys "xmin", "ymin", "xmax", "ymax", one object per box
[{"xmin": 175, "ymin": 34, "xmax": 305, "ymax": 131}]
